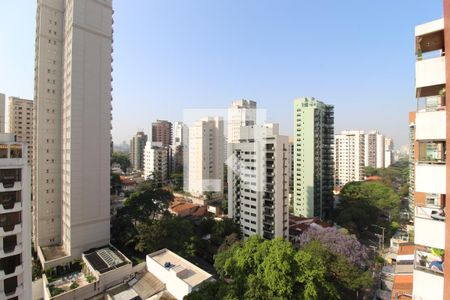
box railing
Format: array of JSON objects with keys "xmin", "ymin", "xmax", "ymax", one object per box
[
  {"xmin": 417, "ymin": 49, "xmax": 445, "ymax": 61},
  {"xmin": 415, "ymin": 205, "xmax": 445, "ymax": 222},
  {"xmin": 414, "ymin": 248, "xmax": 444, "ymax": 276},
  {"xmin": 0, "ymin": 169, "xmax": 21, "ymax": 189},
  {"xmin": 417, "ymin": 96, "xmax": 445, "ymax": 112}
]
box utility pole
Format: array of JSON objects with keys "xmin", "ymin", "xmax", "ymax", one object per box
[{"xmin": 371, "ymin": 224, "xmax": 386, "ymax": 251}]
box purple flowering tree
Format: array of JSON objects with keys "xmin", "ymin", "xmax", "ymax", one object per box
[{"xmin": 298, "ymin": 226, "xmax": 369, "ymax": 267}]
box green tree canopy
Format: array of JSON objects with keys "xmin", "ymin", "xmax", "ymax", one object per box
[
  {"xmin": 188, "ymin": 236, "xmax": 371, "ymax": 300},
  {"xmin": 111, "ymin": 151, "xmax": 131, "ymax": 172}
]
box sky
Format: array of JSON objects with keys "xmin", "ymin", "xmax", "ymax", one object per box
[{"xmin": 0, "ymin": 1, "xmax": 444, "ymax": 148}]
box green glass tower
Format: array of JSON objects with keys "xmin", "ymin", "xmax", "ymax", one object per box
[{"xmin": 293, "ymin": 97, "xmax": 334, "ymax": 218}]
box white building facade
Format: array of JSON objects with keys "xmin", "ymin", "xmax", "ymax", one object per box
[
  {"xmin": 187, "ymin": 117, "xmax": 224, "ymax": 198},
  {"xmin": 364, "ymin": 131, "xmax": 385, "ymax": 169},
  {"xmin": 0, "ymin": 134, "xmax": 32, "ymax": 300},
  {"xmin": 33, "ymin": 0, "xmax": 113, "ymax": 268},
  {"xmin": 228, "ymin": 124, "xmax": 289, "ymax": 239},
  {"xmin": 144, "ymin": 142, "xmax": 170, "ymax": 184},
  {"xmin": 334, "ymin": 130, "xmax": 365, "ymax": 187},
  {"xmin": 227, "ymin": 99, "xmax": 257, "ymax": 144}
]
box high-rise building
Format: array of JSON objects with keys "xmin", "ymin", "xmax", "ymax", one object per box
[
  {"xmin": 8, "ymin": 97, "xmax": 33, "ymax": 166},
  {"xmin": 187, "ymin": 117, "xmax": 224, "ymax": 198},
  {"xmin": 152, "ymin": 120, "xmax": 172, "ymax": 147},
  {"xmin": 171, "ymin": 122, "xmax": 186, "ymax": 172},
  {"xmin": 33, "ymin": 0, "xmax": 113, "ymax": 268},
  {"xmin": 364, "ymin": 131, "xmax": 385, "ymax": 169},
  {"xmin": 384, "ymin": 137, "xmax": 394, "ymax": 168},
  {"xmin": 409, "ymin": 16, "xmax": 447, "ymax": 299},
  {"xmin": 293, "ymin": 97, "xmax": 334, "ymax": 218},
  {"xmin": 130, "ymin": 131, "xmax": 148, "ymax": 171},
  {"xmin": 334, "ymin": 130, "xmax": 365, "ymax": 187},
  {"xmin": 228, "ymin": 124, "xmax": 289, "ymax": 240},
  {"xmin": 0, "ymin": 134, "xmax": 32, "ymax": 299},
  {"xmin": 143, "ymin": 141, "xmax": 170, "ymax": 184},
  {"xmin": 227, "ymin": 99, "xmax": 257, "ymax": 144},
  {"xmin": 0, "ymin": 94, "xmax": 5, "ymax": 133}
]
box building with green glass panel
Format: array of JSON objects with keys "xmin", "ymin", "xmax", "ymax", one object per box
[{"xmin": 293, "ymin": 97, "xmax": 334, "ymax": 218}]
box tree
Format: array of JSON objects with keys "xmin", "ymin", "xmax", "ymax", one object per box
[
  {"xmin": 364, "ymin": 166, "xmax": 378, "ymax": 177},
  {"xmin": 206, "ymin": 236, "xmax": 365, "ymax": 300},
  {"xmin": 170, "ymin": 172, "xmax": 184, "ymax": 192},
  {"xmin": 135, "ymin": 215, "xmax": 196, "ymax": 257},
  {"xmin": 298, "ymin": 226, "xmax": 369, "ymax": 268},
  {"xmin": 111, "ymin": 151, "xmax": 131, "ymax": 172},
  {"xmin": 335, "ymin": 181, "xmax": 400, "ymax": 236}
]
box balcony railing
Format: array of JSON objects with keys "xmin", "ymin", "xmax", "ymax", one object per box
[
  {"xmin": 0, "ymin": 192, "xmax": 21, "ymax": 210},
  {"xmin": 0, "ymin": 254, "xmax": 21, "ymax": 275},
  {"xmin": 3, "ymin": 275, "xmax": 18, "ymax": 296},
  {"xmin": 0, "ymin": 212, "xmax": 21, "ymax": 231},
  {"xmin": 415, "ymin": 205, "xmax": 445, "ymax": 222},
  {"xmin": 417, "ymin": 95, "xmax": 445, "ymax": 112},
  {"xmin": 414, "ymin": 247, "xmax": 444, "ymax": 276},
  {"xmin": 0, "ymin": 170, "xmax": 21, "ymax": 189}
]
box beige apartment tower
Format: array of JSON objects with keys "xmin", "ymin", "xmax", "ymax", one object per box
[
  {"xmin": 8, "ymin": 97, "xmax": 33, "ymax": 166},
  {"xmin": 33, "ymin": 0, "xmax": 113, "ymax": 268},
  {"xmin": 187, "ymin": 117, "xmax": 224, "ymax": 198}
]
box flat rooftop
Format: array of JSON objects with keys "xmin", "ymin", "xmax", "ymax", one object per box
[
  {"xmin": 41, "ymin": 244, "xmax": 69, "ymax": 261},
  {"xmin": 84, "ymin": 246, "xmax": 130, "ymax": 273},
  {"xmin": 148, "ymin": 249, "xmax": 213, "ymax": 288}
]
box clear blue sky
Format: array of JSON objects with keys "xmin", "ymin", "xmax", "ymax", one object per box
[{"xmin": 0, "ymin": 1, "xmax": 444, "ymax": 147}]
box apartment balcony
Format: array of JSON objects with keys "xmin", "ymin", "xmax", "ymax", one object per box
[
  {"xmin": 415, "ymin": 110, "xmax": 446, "ymax": 141},
  {"xmin": 416, "ymin": 55, "xmax": 445, "ymax": 89},
  {"xmin": 417, "ymin": 95, "xmax": 445, "ymax": 113},
  {"xmin": 0, "ymin": 255, "xmax": 22, "ymax": 279},
  {"xmin": 0, "ymin": 225, "xmax": 21, "ymax": 237},
  {"xmin": 1, "ymin": 285, "xmax": 23, "ymax": 299},
  {"xmin": 415, "ymin": 163, "xmax": 446, "ymax": 194},
  {"xmin": 414, "ymin": 205, "xmax": 445, "ymax": 249},
  {"xmin": 1, "ymin": 278, "xmax": 22, "ymax": 299}
]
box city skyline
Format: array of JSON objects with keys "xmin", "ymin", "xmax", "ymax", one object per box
[{"xmin": 0, "ymin": 1, "xmax": 444, "ymax": 148}]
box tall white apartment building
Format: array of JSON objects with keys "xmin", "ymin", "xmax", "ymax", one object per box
[
  {"xmin": 407, "ymin": 16, "xmax": 448, "ymax": 300},
  {"xmin": 364, "ymin": 131, "xmax": 385, "ymax": 169},
  {"xmin": 227, "ymin": 99, "xmax": 257, "ymax": 144},
  {"xmin": 130, "ymin": 131, "xmax": 148, "ymax": 171},
  {"xmin": 228, "ymin": 124, "xmax": 289, "ymax": 240},
  {"xmin": 144, "ymin": 142, "xmax": 170, "ymax": 184},
  {"xmin": 384, "ymin": 137, "xmax": 394, "ymax": 168},
  {"xmin": 187, "ymin": 117, "xmax": 224, "ymax": 198},
  {"xmin": 334, "ymin": 130, "xmax": 365, "ymax": 187},
  {"xmin": 171, "ymin": 122, "xmax": 187, "ymax": 172},
  {"xmin": 0, "ymin": 134, "xmax": 32, "ymax": 300},
  {"xmin": 33, "ymin": 0, "xmax": 113, "ymax": 268},
  {"xmin": 0, "ymin": 94, "xmax": 5, "ymax": 133},
  {"xmin": 7, "ymin": 97, "xmax": 33, "ymax": 166}
]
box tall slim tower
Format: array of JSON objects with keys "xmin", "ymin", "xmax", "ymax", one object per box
[
  {"xmin": 364, "ymin": 130, "xmax": 385, "ymax": 169},
  {"xmin": 227, "ymin": 99, "xmax": 257, "ymax": 144},
  {"xmin": 293, "ymin": 97, "xmax": 334, "ymax": 218},
  {"xmin": 8, "ymin": 97, "xmax": 34, "ymax": 166},
  {"xmin": 152, "ymin": 120, "xmax": 172, "ymax": 147},
  {"xmin": 407, "ymin": 12, "xmax": 449, "ymax": 299},
  {"xmin": 334, "ymin": 130, "xmax": 365, "ymax": 187},
  {"xmin": 33, "ymin": 0, "xmax": 113, "ymax": 268},
  {"xmin": 130, "ymin": 131, "xmax": 148, "ymax": 171},
  {"xmin": 187, "ymin": 117, "xmax": 224, "ymax": 198},
  {"xmin": 0, "ymin": 134, "xmax": 32, "ymax": 300},
  {"xmin": 0, "ymin": 94, "xmax": 5, "ymax": 133},
  {"xmin": 228, "ymin": 124, "xmax": 289, "ymax": 240}
]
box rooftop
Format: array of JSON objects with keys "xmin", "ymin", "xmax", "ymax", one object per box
[
  {"xmin": 148, "ymin": 249, "xmax": 213, "ymax": 288},
  {"xmin": 41, "ymin": 244, "xmax": 69, "ymax": 261},
  {"xmin": 84, "ymin": 246, "xmax": 130, "ymax": 274}
]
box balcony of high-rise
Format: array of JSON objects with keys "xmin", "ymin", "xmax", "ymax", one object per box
[{"xmin": 0, "ymin": 170, "xmax": 21, "ymax": 191}]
